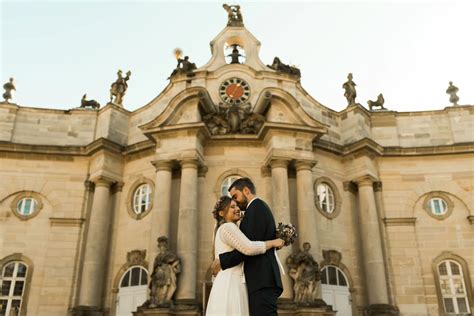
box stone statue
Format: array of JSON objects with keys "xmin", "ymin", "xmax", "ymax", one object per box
[
  {"xmin": 148, "ymin": 236, "xmax": 181, "ymax": 308},
  {"xmin": 203, "ymin": 103, "xmax": 265, "ymax": 135},
  {"xmin": 446, "ymin": 81, "xmax": 459, "ymax": 106},
  {"xmin": 169, "ymin": 56, "xmax": 197, "ymax": 79},
  {"xmin": 110, "ymin": 70, "xmax": 131, "ymax": 105},
  {"xmin": 367, "ymin": 93, "xmax": 386, "ymax": 111},
  {"xmin": 267, "ymin": 57, "xmax": 301, "ymax": 77},
  {"xmin": 227, "ymin": 44, "xmax": 243, "ymax": 64},
  {"xmin": 2, "ymin": 78, "xmax": 16, "ymax": 103},
  {"xmin": 223, "ymin": 4, "xmax": 244, "ymax": 27},
  {"xmin": 80, "ymin": 94, "xmax": 100, "ymax": 109},
  {"xmin": 286, "ymin": 242, "xmax": 322, "ymax": 306},
  {"xmin": 342, "ymin": 73, "xmax": 357, "ymax": 106}
]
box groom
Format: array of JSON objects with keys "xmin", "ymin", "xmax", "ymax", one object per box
[{"xmin": 212, "ymin": 177, "xmax": 283, "ymax": 315}]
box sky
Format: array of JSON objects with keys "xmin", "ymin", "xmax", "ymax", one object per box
[{"xmin": 1, "ymin": 0, "xmax": 473, "ymax": 113}]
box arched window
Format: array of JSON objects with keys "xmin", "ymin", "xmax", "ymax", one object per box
[
  {"xmin": 220, "ymin": 175, "xmax": 241, "ymax": 197},
  {"xmin": 133, "ymin": 184, "xmax": 152, "ymax": 215},
  {"xmin": 314, "ymin": 178, "xmax": 342, "ymax": 219},
  {"xmin": 116, "ymin": 266, "xmax": 148, "ymax": 316},
  {"xmin": 0, "ymin": 261, "xmax": 28, "ymax": 315},
  {"xmin": 321, "ymin": 265, "xmax": 352, "ymax": 316},
  {"xmin": 437, "ymin": 260, "xmax": 471, "ymax": 314}
]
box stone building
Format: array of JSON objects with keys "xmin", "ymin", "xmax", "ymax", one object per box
[{"xmin": 0, "ymin": 7, "xmax": 473, "ymax": 316}]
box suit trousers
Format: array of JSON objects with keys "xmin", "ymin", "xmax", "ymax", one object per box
[{"xmin": 248, "ymin": 287, "xmax": 280, "ymax": 316}]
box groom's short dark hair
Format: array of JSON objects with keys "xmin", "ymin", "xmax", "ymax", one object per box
[{"xmin": 228, "ymin": 177, "xmax": 256, "ymax": 194}]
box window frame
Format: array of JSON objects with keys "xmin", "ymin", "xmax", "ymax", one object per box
[
  {"xmin": 314, "ymin": 177, "xmax": 342, "ymax": 219},
  {"xmin": 432, "ymin": 252, "xmax": 473, "ymax": 316},
  {"xmin": 10, "ymin": 192, "xmax": 43, "ymax": 221},
  {"xmin": 422, "ymin": 192, "xmax": 454, "ymax": 221},
  {"xmin": 119, "ymin": 266, "xmax": 149, "ymax": 288},
  {"xmin": 126, "ymin": 177, "xmax": 155, "ymax": 220},
  {"xmin": 0, "ymin": 254, "xmax": 33, "ymax": 316}
]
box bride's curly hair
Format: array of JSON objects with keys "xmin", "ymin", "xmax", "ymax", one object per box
[
  {"xmin": 212, "ymin": 196, "xmax": 232, "ymax": 226},
  {"xmin": 211, "ymin": 196, "xmax": 232, "ymax": 259}
]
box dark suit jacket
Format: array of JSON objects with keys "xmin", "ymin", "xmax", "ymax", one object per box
[{"xmin": 219, "ymin": 198, "xmax": 283, "ymax": 294}]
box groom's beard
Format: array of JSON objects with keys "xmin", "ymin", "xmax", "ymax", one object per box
[{"xmin": 237, "ymin": 196, "xmax": 248, "ymax": 210}]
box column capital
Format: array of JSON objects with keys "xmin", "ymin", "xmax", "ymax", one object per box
[
  {"xmin": 294, "ymin": 160, "xmax": 316, "ymax": 172},
  {"xmin": 111, "ymin": 182, "xmax": 124, "ymax": 194},
  {"xmin": 373, "ymin": 181, "xmax": 383, "ymax": 192},
  {"xmin": 269, "ymin": 158, "xmax": 291, "ymax": 169},
  {"xmin": 343, "ymin": 181, "xmax": 358, "ymax": 193},
  {"xmin": 198, "ymin": 166, "xmax": 208, "ymax": 177},
  {"xmin": 180, "ymin": 158, "xmax": 199, "ymax": 169},
  {"xmin": 261, "ymin": 166, "xmax": 272, "ymax": 178},
  {"xmin": 151, "ymin": 160, "xmax": 175, "ymax": 172},
  {"xmin": 352, "ymin": 175, "xmax": 378, "ymax": 187},
  {"xmin": 91, "ymin": 176, "xmax": 115, "ymax": 188}
]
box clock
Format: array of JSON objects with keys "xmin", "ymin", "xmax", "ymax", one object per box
[{"xmin": 219, "ymin": 78, "xmax": 251, "ymax": 104}]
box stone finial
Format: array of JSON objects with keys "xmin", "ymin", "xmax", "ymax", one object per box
[
  {"xmin": 2, "ymin": 78, "xmax": 16, "ymax": 103},
  {"xmin": 342, "ymin": 73, "xmax": 357, "ymax": 106},
  {"xmin": 109, "ymin": 69, "xmax": 131, "ymax": 106},
  {"xmin": 446, "ymin": 81, "xmax": 459, "ymax": 106},
  {"xmin": 223, "ymin": 4, "xmax": 244, "ymax": 27}
]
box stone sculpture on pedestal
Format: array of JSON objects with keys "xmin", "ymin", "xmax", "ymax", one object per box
[
  {"xmin": 343, "ymin": 73, "xmax": 357, "ymax": 106},
  {"xmin": 2, "ymin": 78, "xmax": 16, "ymax": 103},
  {"xmin": 367, "ymin": 93, "xmax": 386, "ymax": 111},
  {"xmin": 110, "ymin": 69, "xmax": 131, "ymax": 105},
  {"xmin": 446, "ymin": 81, "xmax": 459, "ymax": 106}
]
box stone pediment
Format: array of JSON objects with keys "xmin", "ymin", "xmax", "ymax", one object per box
[{"xmin": 140, "ymin": 84, "xmax": 328, "ymax": 143}]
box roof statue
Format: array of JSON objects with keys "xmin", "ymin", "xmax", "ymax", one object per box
[
  {"xmin": 2, "ymin": 78, "xmax": 16, "ymax": 103},
  {"xmin": 446, "ymin": 81, "xmax": 459, "ymax": 106},
  {"xmin": 367, "ymin": 93, "xmax": 387, "ymax": 111},
  {"xmin": 267, "ymin": 57, "xmax": 301, "ymax": 77},
  {"xmin": 169, "ymin": 49, "xmax": 197, "ymax": 79},
  {"xmin": 80, "ymin": 94, "xmax": 100, "ymax": 109},
  {"xmin": 223, "ymin": 4, "xmax": 244, "ymax": 27},
  {"xmin": 342, "ymin": 73, "xmax": 357, "ymax": 106},
  {"xmin": 109, "ymin": 69, "xmax": 131, "ymax": 106}
]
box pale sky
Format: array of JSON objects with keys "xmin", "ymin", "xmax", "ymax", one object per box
[{"xmin": 1, "ymin": 0, "xmax": 473, "ymax": 113}]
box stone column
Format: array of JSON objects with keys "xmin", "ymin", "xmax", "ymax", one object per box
[
  {"xmin": 149, "ymin": 160, "xmax": 174, "ymax": 268},
  {"xmin": 261, "ymin": 166, "xmax": 273, "ymax": 208},
  {"xmin": 175, "ymin": 159, "xmax": 199, "ymax": 304},
  {"xmin": 354, "ymin": 176, "xmax": 398, "ymax": 315},
  {"xmin": 269, "ymin": 159, "xmax": 293, "ymax": 301},
  {"xmin": 78, "ymin": 177, "xmax": 114, "ymax": 308}
]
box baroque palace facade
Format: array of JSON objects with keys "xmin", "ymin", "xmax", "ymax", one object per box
[{"xmin": 0, "ymin": 6, "xmax": 473, "ymax": 316}]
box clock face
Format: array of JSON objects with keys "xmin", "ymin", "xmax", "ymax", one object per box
[{"xmin": 219, "ymin": 78, "xmax": 250, "ymax": 104}]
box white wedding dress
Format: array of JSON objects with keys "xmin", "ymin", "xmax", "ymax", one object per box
[{"xmin": 205, "ymin": 222, "xmax": 267, "ymax": 316}]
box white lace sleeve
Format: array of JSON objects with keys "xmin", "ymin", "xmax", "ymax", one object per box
[{"xmin": 219, "ymin": 223, "xmax": 266, "ymax": 256}]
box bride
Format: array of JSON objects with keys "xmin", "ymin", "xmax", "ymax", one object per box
[{"xmin": 206, "ymin": 196, "xmax": 284, "ymax": 316}]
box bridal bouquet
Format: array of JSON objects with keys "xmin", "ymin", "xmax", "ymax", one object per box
[{"xmin": 276, "ymin": 222, "xmax": 297, "ymax": 246}]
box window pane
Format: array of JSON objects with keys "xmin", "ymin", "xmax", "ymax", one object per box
[
  {"xmin": 440, "ymin": 279, "xmax": 451, "ymax": 295},
  {"xmin": 438, "ymin": 262, "xmax": 447, "ymax": 275},
  {"xmin": 11, "ymin": 300, "xmax": 21, "ymax": 308},
  {"xmin": 338, "ymin": 270, "xmax": 347, "ymax": 286},
  {"xmin": 3, "ymin": 263, "xmax": 15, "ymax": 277},
  {"xmin": 0, "ymin": 300, "xmax": 7, "ymax": 314},
  {"xmin": 457, "ymin": 298, "xmax": 468, "ymax": 313},
  {"xmin": 141, "ymin": 269, "xmax": 148, "ymax": 285},
  {"xmin": 321, "ymin": 268, "xmax": 327, "ymax": 284},
  {"xmin": 444, "ymin": 298, "xmax": 455, "ymax": 313},
  {"xmin": 16, "ymin": 264, "xmax": 27, "ymax": 278},
  {"xmin": 450, "ymin": 262, "xmax": 460, "ymax": 275},
  {"xmin": 131, "ymin": 267, "xmax": 140, "ymax": 286},
  {"xmin": 1, "ymin": 281, "xmax": 12, "ymax": 296},
  {"xmin": 120, "ymin": 271, "xmax": 130, "ymax": 287},
  {"xmin": 13, "ymin": 281, "xmax": 24, "ymax": 296},
  {"xmin": 328, "ymin": 267, "xmax": 337, "ymax": 285},
  {"xmin": 452, "ymin": 279, "xmax": 465, "ymax": 294}
]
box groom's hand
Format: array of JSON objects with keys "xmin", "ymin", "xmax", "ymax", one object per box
[{"xmin": 211, "ymin": 259, "xmax": 221, "ymax": 276}]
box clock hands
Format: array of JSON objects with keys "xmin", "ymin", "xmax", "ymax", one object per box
[{"xmin": 228, "ymin": 83, "xmax": 241, "ymax": 98}]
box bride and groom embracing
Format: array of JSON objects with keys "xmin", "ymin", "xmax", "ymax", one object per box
[{"xmin": 206, "ymin": 177, "xmax": 287, "ymax": 316}]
